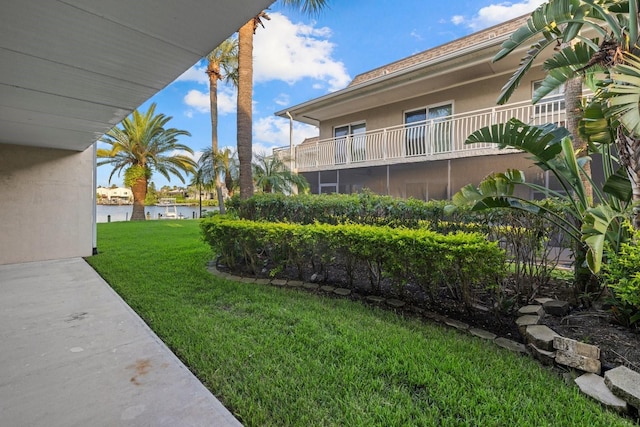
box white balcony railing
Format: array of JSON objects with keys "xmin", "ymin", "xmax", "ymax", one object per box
[{"xmin": 283, "ymin": 97, "xmax": 566, "ymax": 172}]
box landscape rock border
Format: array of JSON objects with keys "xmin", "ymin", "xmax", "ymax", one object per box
[{"xmin": 207, "ymin": 262, "xmax": 640, "ymax": 418}]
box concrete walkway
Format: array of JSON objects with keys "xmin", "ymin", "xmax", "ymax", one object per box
[{"xmin": 0, "ymin": 258, "xmax": 242, "ymax": 427}]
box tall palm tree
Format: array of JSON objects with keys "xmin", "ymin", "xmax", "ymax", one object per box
[
  {"xmin": 206, "ymin": 38, "xmax": 238, "ymax": 213},
  {"xmin": 236, "ymin": 0, "xmax": 330, "ymax": 200},
  {"xmin": 252, "ymin": 152, "xmax": 309, "ymax": 194},
  {"xmin": 97, "ymin": 103, "xmax": 195, "ymax": 220}
]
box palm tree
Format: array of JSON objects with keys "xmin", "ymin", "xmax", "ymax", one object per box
[
  {"xmin": 452, "ymin": 0, "xmax": 640, "ymax": 278},
  {"xmin": 97, "ymin": 103, "xmax": 195, "ymax": 220},
  {"xmin": 206, "ymin": 38, "xmax": 238, "ymax": 213},
  {"xmin": 199, "ymin": 147, "xmax": 239, "ymax": 199},
  {"xmin": 236, "ymin": 0, "xmax": 330, "ymax": 200},
  {"xmin": 189, "ymin": 164, "xmax": 215, "ymax": 218},
  {"xmin": 218, "ymin": 147, "xmax": 239, "ymax": 197},
  {"xmin": 252, "ymin": 152, "xmax": 309, "ymax": 194},
  {"xmin": 493, "ymin": 0, "xmax": 640, "ymax": 227}
]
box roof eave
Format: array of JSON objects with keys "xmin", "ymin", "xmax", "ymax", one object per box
[{"xmin": 275, "ymin": 31, "xmax": 512, "ymax": 123}]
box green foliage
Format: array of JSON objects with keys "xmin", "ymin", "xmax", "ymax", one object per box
[
  {"xmin": 87, "ymin": 220, "xmax": 634, "ymax": 426},
  {"xmin": 451, "ymin": 119, "xmax": 631, "ymax": 275},
  {"xmin": 603, "ymin": 223, "xmax": 640, "ymax": 327},
  {"xmin": 228, "ymin": 192, "xmax": 464, "ymax": 229},
  {"xmin": 252, "ymin": 152, "xmax": 310, "ymax": 194},
  {"xmin": 124, "ymin": 165, "xmax": 151, "ymax": 188},
  {"xmin": 201, "ymin": 215, "xmax": 506, "ymax": 308}
]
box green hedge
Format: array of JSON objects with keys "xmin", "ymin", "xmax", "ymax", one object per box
[
  {"xmin": 227, "ymin": 192, "xmax": 473, "ymax": 230},
  {"xmin": 201, "ymin": 215, "xmax": 506, "ymax": 308}
]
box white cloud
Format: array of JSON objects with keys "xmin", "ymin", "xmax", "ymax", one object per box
[
  {"xmin": 183, "ymin": 84, "xmax": 236, "ymax": 116},
  {"xmin": 410, "ymin": 29, "xmax": 423, "ymax": 41},
  {"xmin": 176, "ymin": 62, "xmax": 208, "ymax": 85},
  {"xmin": 451, "ymin": 15, "xmax": 465, "ymax": 26},
  {"xmin": 274, "ymin": 93, "xmax": 290, "ymax": 106},
  {"xmin": 452, "ymin": 0, "xmax": 546, "ymax": 31},
  {"xmin": 254, "ymin": 12, "xmax": 351, "ymax": 92},
  {"xmin": 253, "ymin": 116, "xmax": 319, "ymax": 153}
]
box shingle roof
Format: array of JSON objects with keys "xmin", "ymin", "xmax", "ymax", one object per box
[{"xmin": 348, "ymin": 15, "xmax": 528, "ymax": 87}]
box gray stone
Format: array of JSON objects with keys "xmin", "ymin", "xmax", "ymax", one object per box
[
  {"xmin": 553, "ymin": 336, "xmax": 600, "ymax": 359},
  {"xmin": 515, "ymin": 315, "xmax": 540, "ymax": 335},
  {"xmin": 471, "ymin": 302, "xmax": 491, "ymax": 313},
  {"xmin": 444, "ymin": 318, "xmax": 469, "ymax": 331},
  {"xmin": 302, "ymin": 283, "xmax": 320, "ymax": 291},
  {"xmin": 310, "ymin": 273, "xmax": 323, "ymax": 282},
  {"xmin": 254, "ymin": 278, "xmax": 270, "ymax": 285},
  {"xmin": 518, "ymin": 305, "xmax": 544, "ymax": 316},
  {"xmin": 527, "ymin": 343, "xmax": 556, "ymax": 366},
  {"xmin": 604, "ymin": 366, "xmax": 640, "ymax": 409},
  {"xmin": 270, "ymin": 278, "xmax": 287, "ymax": 286},
  {"xmin": 575, "ymin": 373, "xmax": 628, "ymax": 413},
  {"xmin": 287, "ymin": 280, "xmax": 304, "ymax": 287},
  {"xmin": 543, "ymin": 300, "xmax": 570, "ymax": 316},
  {"xmin": 320, "ymin": 285, "xmax": 335, "ymax": 293},
  {"xmin": 386, "ymin": 299, "xmax": 406, "ymax": 308},
  {"xmin": 534, "ymin": 297, "xmax": 554, "ymax": 305},
  {"xmin": 555, "ymin": 352, "xmax": 601, "ymax": 374},
  {"xmin": 525, "ymin": 325, "xmax": 560, "ymax": 351},
  {"xmin": 494, "ymin": 337, "xmax": 527, "ymax": 354},
  {"xmin": 469, "ymin": 328, "xmax": 497, "ymax": 340},
  {"xmin": 423, "ymin": 311, "xmax": 447, "ymax": 322},
  {"xmin": 333, "ymin": 288, "xmax": 351, "ymax": 296},
  {"xmin": 239, "ymin": 276, "xmax": 256, "ymax": 284},
  {"xmin": 366, "ymin": 295, "xmax": 385, "ymax": 303}
]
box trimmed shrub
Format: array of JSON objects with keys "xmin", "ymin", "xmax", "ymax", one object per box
[{"xmin": 201, "ymin": 215, "xmax": 506, "ymax": 309}]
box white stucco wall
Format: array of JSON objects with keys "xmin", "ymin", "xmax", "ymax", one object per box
[{"xmin": 0, "ymin": 144, "xmax": 95, "ymax": 265}]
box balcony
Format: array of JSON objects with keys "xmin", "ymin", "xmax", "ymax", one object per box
[{"xmin": 276, "ymin": 97, "xmax": 566, "ymax": 173}]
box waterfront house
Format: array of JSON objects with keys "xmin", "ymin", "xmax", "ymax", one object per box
[
  {"xmin": 96, "ymin": 187, "xmax": 133, "ymax": 204},
  {"xmin": 275, "ymin": 15, "xmax": 584, "ymax": 200}
]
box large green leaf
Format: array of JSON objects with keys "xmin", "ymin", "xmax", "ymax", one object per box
[
  {"xmin": 603, "ymin": 167, "xmax": 633, "ymax": 202},
  {"xmin": 465, "ymin": 119, "xmax": 570, "ymax": 164},
  {"xmin": 607, "ymin": 53, "xmax": 640, "ymax": 136},
  {"xmin": 494, "ymin": 0, "xmax": 592, "ymax": 104},
  {"xmin": 580, "ymin": 100, "xmax": 616, "ymax": 147},
  {"xmin": 534, "ymin": 43, "xmax": 597, "ymax": 102},
  {"xmin": 583, "ymin": 204, "xmax": 626, "ymax": 272}
]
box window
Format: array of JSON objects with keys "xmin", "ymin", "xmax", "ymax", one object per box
[
  {"xmin": 404, "ymin": 103, "xmax": 452, "ymax": 155},
  {"xmin": 405, "ymin": 109, "xmax": 426, "ymax": 156},
  {"xmin": 533, "ymin": 80, "xmax": 565, "ymax": 117},
  {"xmin": 334, "ymin": 123, "xmax": 366, "ymax": 164},
  {"xmin": 428, "ymin": 104, "xmax": 452, "ymax": 153}
]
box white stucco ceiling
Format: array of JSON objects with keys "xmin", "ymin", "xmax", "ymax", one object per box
[{"xmin": 0, "ymin": 0, "xmax": 273, "ymax": 151}]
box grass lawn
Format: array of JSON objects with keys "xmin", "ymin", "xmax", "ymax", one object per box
[{"xmin": 86, "ymin": 220, "xmax": 633, "ymax": 427}]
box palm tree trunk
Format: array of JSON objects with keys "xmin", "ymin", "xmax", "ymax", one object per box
[
  {"xmin": 617, "ymin": 129, "xmax": 640, "ymax": 229},
  {"xmin": 237, "ymin": 19, "xmax": 254, "ymax": 200},
  {"xmin": 208, "ymin": 62, "xmax": 219, "ymax": 154},
  {"xmin": 565, "ymin": 76, "xmax": 592, "ymax": 202},
  {"xmin": 130, "ymin": 177, "xmax": 148, "ymax": 221},
  {"xmin": 207, "ymin": 60, "xmax": 227, "ymax": 214}
]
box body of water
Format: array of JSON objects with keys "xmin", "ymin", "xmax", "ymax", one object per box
[{"xmin": 96, "ymin": 204, "xmax": 212, "ymax": 223}]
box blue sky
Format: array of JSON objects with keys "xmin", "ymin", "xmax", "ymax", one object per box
[{"xmin": 96, "ymin": 0, "xmax": 545, "ymax": 189}]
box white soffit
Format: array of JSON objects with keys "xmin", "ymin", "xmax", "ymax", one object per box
[{"xmin": 0, "ymin": 0, "xmax": 273, "ymax": 151}]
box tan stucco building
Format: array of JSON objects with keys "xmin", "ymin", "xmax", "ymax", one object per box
[{"xmin": 276, "ymin": 15, "xmax": 577, "ymax": 200}]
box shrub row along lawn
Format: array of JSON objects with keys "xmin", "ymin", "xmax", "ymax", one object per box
[{"xmin": 86, "ymin": 220, "xmax": 632, "ymax": 427}]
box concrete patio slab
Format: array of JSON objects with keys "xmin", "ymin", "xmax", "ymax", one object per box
[{"xmin": 0, "ymin": 258, "xmax": 242, "ymax": 427}]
